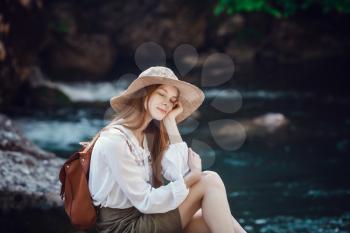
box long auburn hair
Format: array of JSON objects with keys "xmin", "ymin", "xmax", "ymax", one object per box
[{"xmin": 82, "ymin": 84, "xmax": 170, "ymax": 188}]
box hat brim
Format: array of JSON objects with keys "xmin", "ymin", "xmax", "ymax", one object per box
[{"xmin": 110, "ymin": 75, "xmax": 205, "ymax": 124}]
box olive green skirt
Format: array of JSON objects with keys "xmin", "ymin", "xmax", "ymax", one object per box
[{"xmin": 95, "ymin": 206, "xmax": 183, "ymax": 233}]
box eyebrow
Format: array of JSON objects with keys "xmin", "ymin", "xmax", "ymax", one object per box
[{"xmin": 159, "ymin": 87, "xmax": 179, "ymax": 99}]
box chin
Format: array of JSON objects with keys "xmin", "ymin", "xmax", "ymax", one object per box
[
  {"xmin": 152, "ymin": 113, "xmax": 167, "ymax": 121},
  {"xmin": 154, "ymin": 115, "xmax": 166, "ymax": 121},
  {"xmin": 149, "ymin": 111, "xmax": 163, "ymax": 121}
]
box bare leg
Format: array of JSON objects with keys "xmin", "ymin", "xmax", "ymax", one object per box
[
  {"xmin": 201, "ymin": 171, "xmax": 235, "ymax": 233},
  {"xmin": 183, "ymin": 209, "xmax": 211, "ymax": 233},
  {"xmin": 183, "ymin": 209, "xmax": 247, "ymax": 233},
  {"xmin": 202, "ymin": 172, "xmax": 246, "ymax": 233},
  {"xmin": 232, "ymin": 215, "xmax": 247, "ymax": 233},
  {"xmin": 178, "ymin": 170, "xmax": 236, "ymax": 233}
]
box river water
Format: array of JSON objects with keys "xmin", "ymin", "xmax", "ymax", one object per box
[{"xmin": 9, "ymin": 80, "xmax": 350, "ymax": 233}]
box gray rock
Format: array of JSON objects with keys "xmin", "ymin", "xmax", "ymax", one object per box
[{"xmin": 0, "ymin": 113, "xmax": 65, "ymax": 211}]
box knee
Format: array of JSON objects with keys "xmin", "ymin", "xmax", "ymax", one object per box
[{"xmin": 201, "ymin": 170, "xmax": 225, "ymax": 190}]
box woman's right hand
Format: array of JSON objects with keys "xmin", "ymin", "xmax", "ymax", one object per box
[{"xmin": 188, "ymin": 148, "xmax": 202, "ymax": 173}]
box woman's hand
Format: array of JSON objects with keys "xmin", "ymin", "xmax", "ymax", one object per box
[
  {"xmin": 163, "ymin": 101, "xmax": 184, "ymax": 144},
  {"xmin": 188, "ymin": 148, "xmax": 202, "ymax": 173},
  {"xmin": 163, "ymin": 101, "xmax": 183, "ymax": 123}
]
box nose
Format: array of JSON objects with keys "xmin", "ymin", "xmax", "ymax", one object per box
[{"xmin": 162, "ymin": 102, "xmax": 168, "ymax": 108}]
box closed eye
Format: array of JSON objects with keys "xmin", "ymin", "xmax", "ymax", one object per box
[{"xmin": 158, "ymin": 91, "xmax": 177, "ymax": 104}]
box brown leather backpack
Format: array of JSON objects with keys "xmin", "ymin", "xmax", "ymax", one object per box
[{"xmin": 59, "ymin": 134, "xmax": 100, "ymax": 230}]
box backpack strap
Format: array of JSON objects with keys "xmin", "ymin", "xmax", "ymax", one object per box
[{"xmin": 81, "ymin": 133, "xmax": 101, "ymax": 154}]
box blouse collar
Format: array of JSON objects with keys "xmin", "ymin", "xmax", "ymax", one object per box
[{"xmin": 111, "ymin": 122, "xmax": 149, "ymax": 153}]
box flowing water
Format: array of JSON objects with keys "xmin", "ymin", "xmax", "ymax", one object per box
[{"xmin": 9, "ymin": 80, "xmax": 350, "ymax": 233}]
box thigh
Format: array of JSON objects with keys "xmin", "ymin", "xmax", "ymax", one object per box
[{"xmin": 184, "ymin": 209, "xmax": 211, "ymax": 233}]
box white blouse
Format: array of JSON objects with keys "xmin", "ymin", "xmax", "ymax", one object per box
[{"xmin": 88, "ymin": 123, "xmax": 191, "ymax": 214}]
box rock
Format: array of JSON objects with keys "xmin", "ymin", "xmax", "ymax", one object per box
[
  {"xmin": 252, "ymin": 113, "xmax": 289, "ymax": 133},
  {"xmin": 27, "ymin": 66, "xmax": 57, "ymax": 89},
  {"xmin": 48, "ymin": 33, "xmax": 116, "ymax": 79},
  {"xmin": 114, "ymin": 8, "xmax": 206, "ymax": 57},
  {"xmin": 0, "ymin": 1, "xmax": 48, "ymax": 110},
  {"xmin": 0, "ymin": 41, "xmax": 6, "ymax": 61},
  {"xmin": 12, "ymin": 66, "xmax": 72, "ymax": 109},
  {"xmin": 49, "ymin": 0, "xmax": 206, "ymax": 62},
  {"xmin": 241, "ymin": 113, "xmax": 291, "ymax": 146},
  {"xmin": 0, "ymin": 113, "xmax": 65, "ymax": 211}
]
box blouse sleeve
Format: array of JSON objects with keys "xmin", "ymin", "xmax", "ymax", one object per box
[
  {"xmin": 100, "ymin": 130, "xmax": 189, "ymax": 214},
  {"xmin": 161, "ymin": 141, "xmax": 191, "ymax": 182}
]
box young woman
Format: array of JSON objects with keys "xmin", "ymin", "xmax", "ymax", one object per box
[{"xmin": 87, "ymin": 66, "xmax": 246, "ymax": 233}]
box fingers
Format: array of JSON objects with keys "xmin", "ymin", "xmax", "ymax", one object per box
[
  {"xmin": 188, "ymin": 148, "xmax": 193, "ymax": 156},
  {"xmin": 189, "ymin": 148, "xmax": 195, "ymax": 157},
  {"xmin": 189, "ymin": 148, "xmax": 200, "ymax": 159}
]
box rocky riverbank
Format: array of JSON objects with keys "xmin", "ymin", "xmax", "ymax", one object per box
[
  {"xmin": 0, "ymin": 113, "xmax": 64, "ymax": 210},
  {"xmin": 0, "ymin": 113, "xmax": 81, "ymax": 232}
]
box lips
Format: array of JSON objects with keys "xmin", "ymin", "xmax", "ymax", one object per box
[{"xmin": 157, "ymin": 107, "xmax": 167, "ymax": 114}]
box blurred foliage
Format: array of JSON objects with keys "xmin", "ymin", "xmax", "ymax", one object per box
[
  {"xmin": 214, "ymin": 0, "xmax": 350, "ymax": 17},
  {"xmin": 48, "ymin": 20, "xmax": 70, "ymax": 34}
]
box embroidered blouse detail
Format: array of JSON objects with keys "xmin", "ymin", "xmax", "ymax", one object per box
[{"xmin": 88, "ymin": 123, "xmax": 190, "ymax": 214}]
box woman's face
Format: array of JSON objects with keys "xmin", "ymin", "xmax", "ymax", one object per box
[{"xmin": 145, "ymin": 84, "xmax": 179, "ymax": 121}]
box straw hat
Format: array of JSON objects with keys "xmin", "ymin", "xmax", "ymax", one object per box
[{"xmin": 110, "ymin": 66, "xmax": 205, "ymax": 124}]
